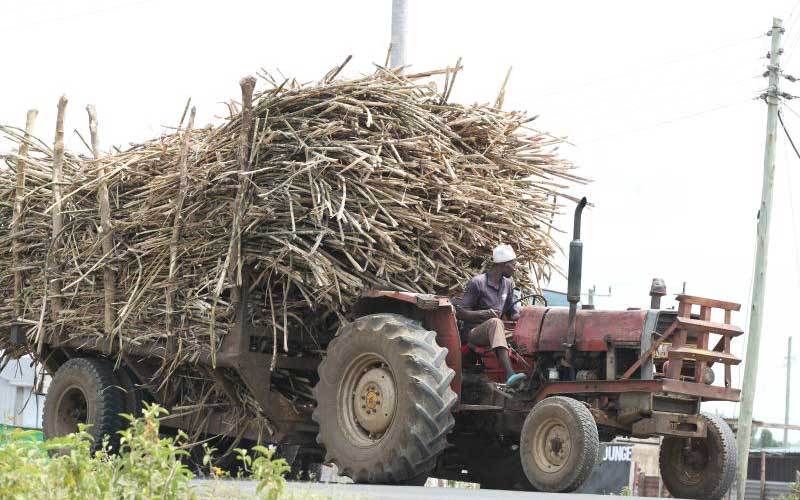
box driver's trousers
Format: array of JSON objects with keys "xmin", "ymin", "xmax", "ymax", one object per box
[{"xmin": 467, "ymin": 318, "xmax": 509, "ymax": 350}]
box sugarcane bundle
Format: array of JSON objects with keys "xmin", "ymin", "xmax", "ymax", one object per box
[{"xmin": 0, "ymin": 64, "xmax": 583, "ymax": 372}]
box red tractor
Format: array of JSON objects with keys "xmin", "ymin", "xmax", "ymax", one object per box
[
  {"xmin": 314, "ymin": 197, "xmax": 740, "ymax": 497},
  {"xmin": 25, "ymin": 198, "xmax": 740, "ymax": 498}
]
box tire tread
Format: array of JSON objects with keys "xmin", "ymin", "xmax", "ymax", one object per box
[
  {"xmin": 312, "ymin": 313, "xmax": 455, "ymax": 484},
  {"xmin": 659, "ymin": 413, "xmax": 736, "ymax": 500},
  {"xmin": 43, "ymin": 357, "xmax": 125, "ymax": 448}
]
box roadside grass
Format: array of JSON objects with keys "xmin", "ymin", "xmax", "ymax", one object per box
[
  {"xmin": 778, "ymin": 481, "xmax": 800, "ymax": 500},
  {"xmin": 0, "ymin": 403, "xmax": 316, "ymax": 500}
]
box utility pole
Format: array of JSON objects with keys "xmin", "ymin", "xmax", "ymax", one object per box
[
  {"xmin": 736, "ymin": 18, "xmax": 783, "ymax": 500},
  {"xmin": 583, "ymin": 285, "xmax": 611, "ymax": 307},
  {"xmin": 389, "ymin": 0, "xmax": 408, "ymax": 68},
  {"xmin": 785, "ymin": 336, "xmax": 793, "ymax": 446}
]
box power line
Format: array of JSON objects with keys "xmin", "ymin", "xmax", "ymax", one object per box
[
  {"xmin": 532, "ymin": 34, "xmax": 763, "ymax": 101},
  {"xmin": 780, "ymin": 125, "xmax": 800, "ymax": 287},
  {"xmin": 789, "ymin": 0, "xmax": 800, "ymax": 21},
  {"xmin": 578, "ymin": 97, "xmax": 756, "ymax": 145},
  {"xmin": 735, "ymin": 234, "xmax": 758, "ymax": 407},
  {"xmin": 784, "ymin": 101, "xmax": 800, "ymax": 120},
  {"xmin": 540, "ymin": 58, "xmax": 764, "ymax": 116},
  {"xmin": 783, "ymin": 0, "xmax": 800, "ymax": 68},
  {"xmin": 780, "ymin": 109, "xmax": 800, "ymax": 160},
  {"xmin": 0, "ymin": 0, "xmax": 156, "ymax": 34},
  {"xmin": 2, "ymin": 0, "xmax": 66, "ymax": 16},
  {"xmin": 558, "ymin": 74, "xmax": 761, "ymax": 130},
  {"xmin": 783, "ymin": 29, "xmax": 800, "ymax": 68}
]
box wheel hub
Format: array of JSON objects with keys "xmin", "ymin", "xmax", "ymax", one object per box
[
  {"xmin": 680, "ymin": 440, "xmax": 709, "ymax": 472},
  {"xmin": 532, "ymin": 419, "xmax": 572, "ymax": 472},
  {"xmin": 352, "ymin": 366, "xmax": 396, "ymax": 436},
  {"xmin": 56, "ymin": 386, "xmax": 88, "ymax": 436}
]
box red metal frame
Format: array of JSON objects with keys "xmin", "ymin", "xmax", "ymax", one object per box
[
  {"xmin": 357, "ymin": 290, "xmax": 742, "ymax": 406},
  {"xmin": 533, "ymin": 379, "xmax": 740, "ymax": 403}
]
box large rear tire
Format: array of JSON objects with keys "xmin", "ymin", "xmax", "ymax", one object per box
[
  {"xmin": 520, "ymin": 396, "xmax": 599, "ymax": 492},
  {"xmin": 43, "ymin": 357, "xmax": 125, "ymax": 448},
  {"xmin": 659, "ymin": 414, "xmax": 736, "ymax": 500},
  {"xmin": 313, "ymin": 313, "xmax": 456, "ymax": 484}
]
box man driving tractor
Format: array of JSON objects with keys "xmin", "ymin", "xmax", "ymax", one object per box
[{"xmin": 456, "ymin": 244, "xmax": 526, "ymax": 386}]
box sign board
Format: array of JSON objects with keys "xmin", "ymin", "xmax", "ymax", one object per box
[{"xmin": 576, "ymin": 443, "xmax": 633, "ymax": 495}]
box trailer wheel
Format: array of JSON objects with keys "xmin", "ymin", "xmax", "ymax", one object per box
[
  {"xmin": 43, "ymin": 357, "xmax": 125, "ymax": 448},
  {"xmin": 115, "ymin": 365, "xmax": 155, "ymax": 419},
  {"xmin": 313, "ymin": 313, "xmax": 457, "ymax": 484},
  {"xmin": 520, "ymin": 396, "xmax": 599, "ymax": 492},
  {"xmin": 659, "ymin": 414, "xmax": 736, "ymax": 500}
]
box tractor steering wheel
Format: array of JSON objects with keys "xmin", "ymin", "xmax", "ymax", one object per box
[{"xmin": 501, "ymin": 293, "xmax": 548, "ymax": 319}]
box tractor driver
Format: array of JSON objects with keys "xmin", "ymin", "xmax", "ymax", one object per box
[{"xmin": 456, "ymin": 244, "xmax": 525, "ymax": 386}]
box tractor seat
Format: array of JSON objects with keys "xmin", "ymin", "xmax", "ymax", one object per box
[
  {"xmin": 461, "ymin": 343, "xmax": 487, "ymax": 356},
  {"xmin": 460, "ymin": 343, "xmax": 488, "ymax": 372}
]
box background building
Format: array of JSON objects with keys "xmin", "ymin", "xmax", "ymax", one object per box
[{"xmin": 0, "ymin": 355, "xmax": 47, "ymax": 429}]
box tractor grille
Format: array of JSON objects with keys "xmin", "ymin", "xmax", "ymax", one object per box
[
  {"xmin": 655, "ymin": 310, "xmax": 678, "ymax": 335},
  {"xmin": 653, "ymin": 395, "xmax": 699, "ymax": 414}
]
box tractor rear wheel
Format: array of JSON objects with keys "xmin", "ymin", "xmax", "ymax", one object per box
[
  {"xmin": 313, "ymin": 313, "xmax": 456, "ymax": 484},
  {"xmin": 659, "ymin": 414, "xmax": 736, "ymax": 500},
  {"xmin": 43, "ymin": 357, "xmax": 125, "ymax": 449},
  {"xmin": 520, "ymin": 396, "xmax": 599, "ymax": 492}
]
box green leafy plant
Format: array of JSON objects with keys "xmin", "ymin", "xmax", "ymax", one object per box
[
  {"xmin": 0, "ymin": 402, "xmax": 293, "ymax": 500},
  {"xmin": 114, "ymin": 403, "xmax": 195, "ymax": 500},
  {"xmin": 777, "ymin": 481, "xmax": 800, "ymax": 500},
  {"xmin": 234, "ymin": 445, "xmax": 290, "ymax": 500}
]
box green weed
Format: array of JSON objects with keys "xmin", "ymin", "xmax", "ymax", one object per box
[{"xmin": 0, "ymin": 402, "xmax": 290, "ymax": 500}]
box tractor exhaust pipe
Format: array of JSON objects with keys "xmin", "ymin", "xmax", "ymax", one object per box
[{"xmin": 565, "ymin": 197, "xmax": 587, "ymax": 364}]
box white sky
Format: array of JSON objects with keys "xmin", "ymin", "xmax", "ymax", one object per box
[{"xmin": 1, "ymin": 0, "xmax": 799, "ymax": 441}]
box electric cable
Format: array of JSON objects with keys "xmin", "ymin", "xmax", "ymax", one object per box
[
  {"xmin": 780, "ymin": 122, "xmax": 800, "ymax": 287},
  {"xmin": 779, "ymin": 109, "xmax": 800, "ymax": 160},
  {"xmin": 558, "ymin": 74, "xmax": 762, "ymax": 131},
  {"xmin": 532, "ymin": 34, "xmax": 763, "ymax": 101},
  {"xmin": 0, "ymin": 0, "xmax": 156, "ymax": 34},
  {"xmin": 578, "ymin": 97, "xmax": 757, "ymax": 145},
  {"xmin": 2, "ymin": 0, "xmax": 68, "ymax": 16},
  {"xmin": 783, "ymin": 102, "xmax": 800, "ymax": 120},
  {"xmin": 735, "ymin": 234, "xmax": 757, "ymax": 414},
  {"xmin": 540, "ymin": 58, "xmax": 765, "ymax": 116}
]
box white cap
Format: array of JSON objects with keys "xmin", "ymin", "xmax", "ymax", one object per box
[{"xmin": 492, "ymin": 244, "xmax": 517, "ymax": 263}]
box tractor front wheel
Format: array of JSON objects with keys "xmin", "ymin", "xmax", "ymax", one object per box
[
  {"xmin": 313, "ymin": 314, "xmax": 457, "ymax": 484},
  {"xmin": 659, "ymin": 414, "xmax": 736, "ymax": 500},
  {"xmin": 520, "ymin": 396, "xmax": 599, "ymax": 492}
]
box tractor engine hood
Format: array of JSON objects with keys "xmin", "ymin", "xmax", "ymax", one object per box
[{"xmin": 514, "ymin": 306, "xmax": 656, "ymax": 353}]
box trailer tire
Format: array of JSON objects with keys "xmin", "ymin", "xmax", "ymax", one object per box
[
  {"xmin": 659, "ymin": 413, "xmax": 736, "ymax": 500},
  {"xmin": 313, "ymin": 313, "xmax": 456, "ymax": 484},
  {"xmin": 115, "ymin": 365, "xmax": 149, "ymax": 418},
  {"xmin": 520, "ymin": 396, "xmax": 599, "ymax": 492},
  {"xmin": 43, "ymin": 357, "xmax": 125, "ymax": 449}
]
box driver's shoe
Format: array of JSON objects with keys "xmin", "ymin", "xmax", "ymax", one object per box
[{"xmin": 505, "ymin": 373, "xmax": 525, "ymax": 387}]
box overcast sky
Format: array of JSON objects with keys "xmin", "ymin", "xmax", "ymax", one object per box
[{"xmin": 2, "ymin": 0, "xmax": 799, "ymax": 441}]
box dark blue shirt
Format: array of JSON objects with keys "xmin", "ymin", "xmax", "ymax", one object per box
[{"xmin": 459, "ymin": 273, "xmax": 519, "ymax": 334}]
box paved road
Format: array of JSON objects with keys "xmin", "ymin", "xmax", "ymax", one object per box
[{"xmin": 192, "ymin": 479, "xmax": 668, "ymax": 499}]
